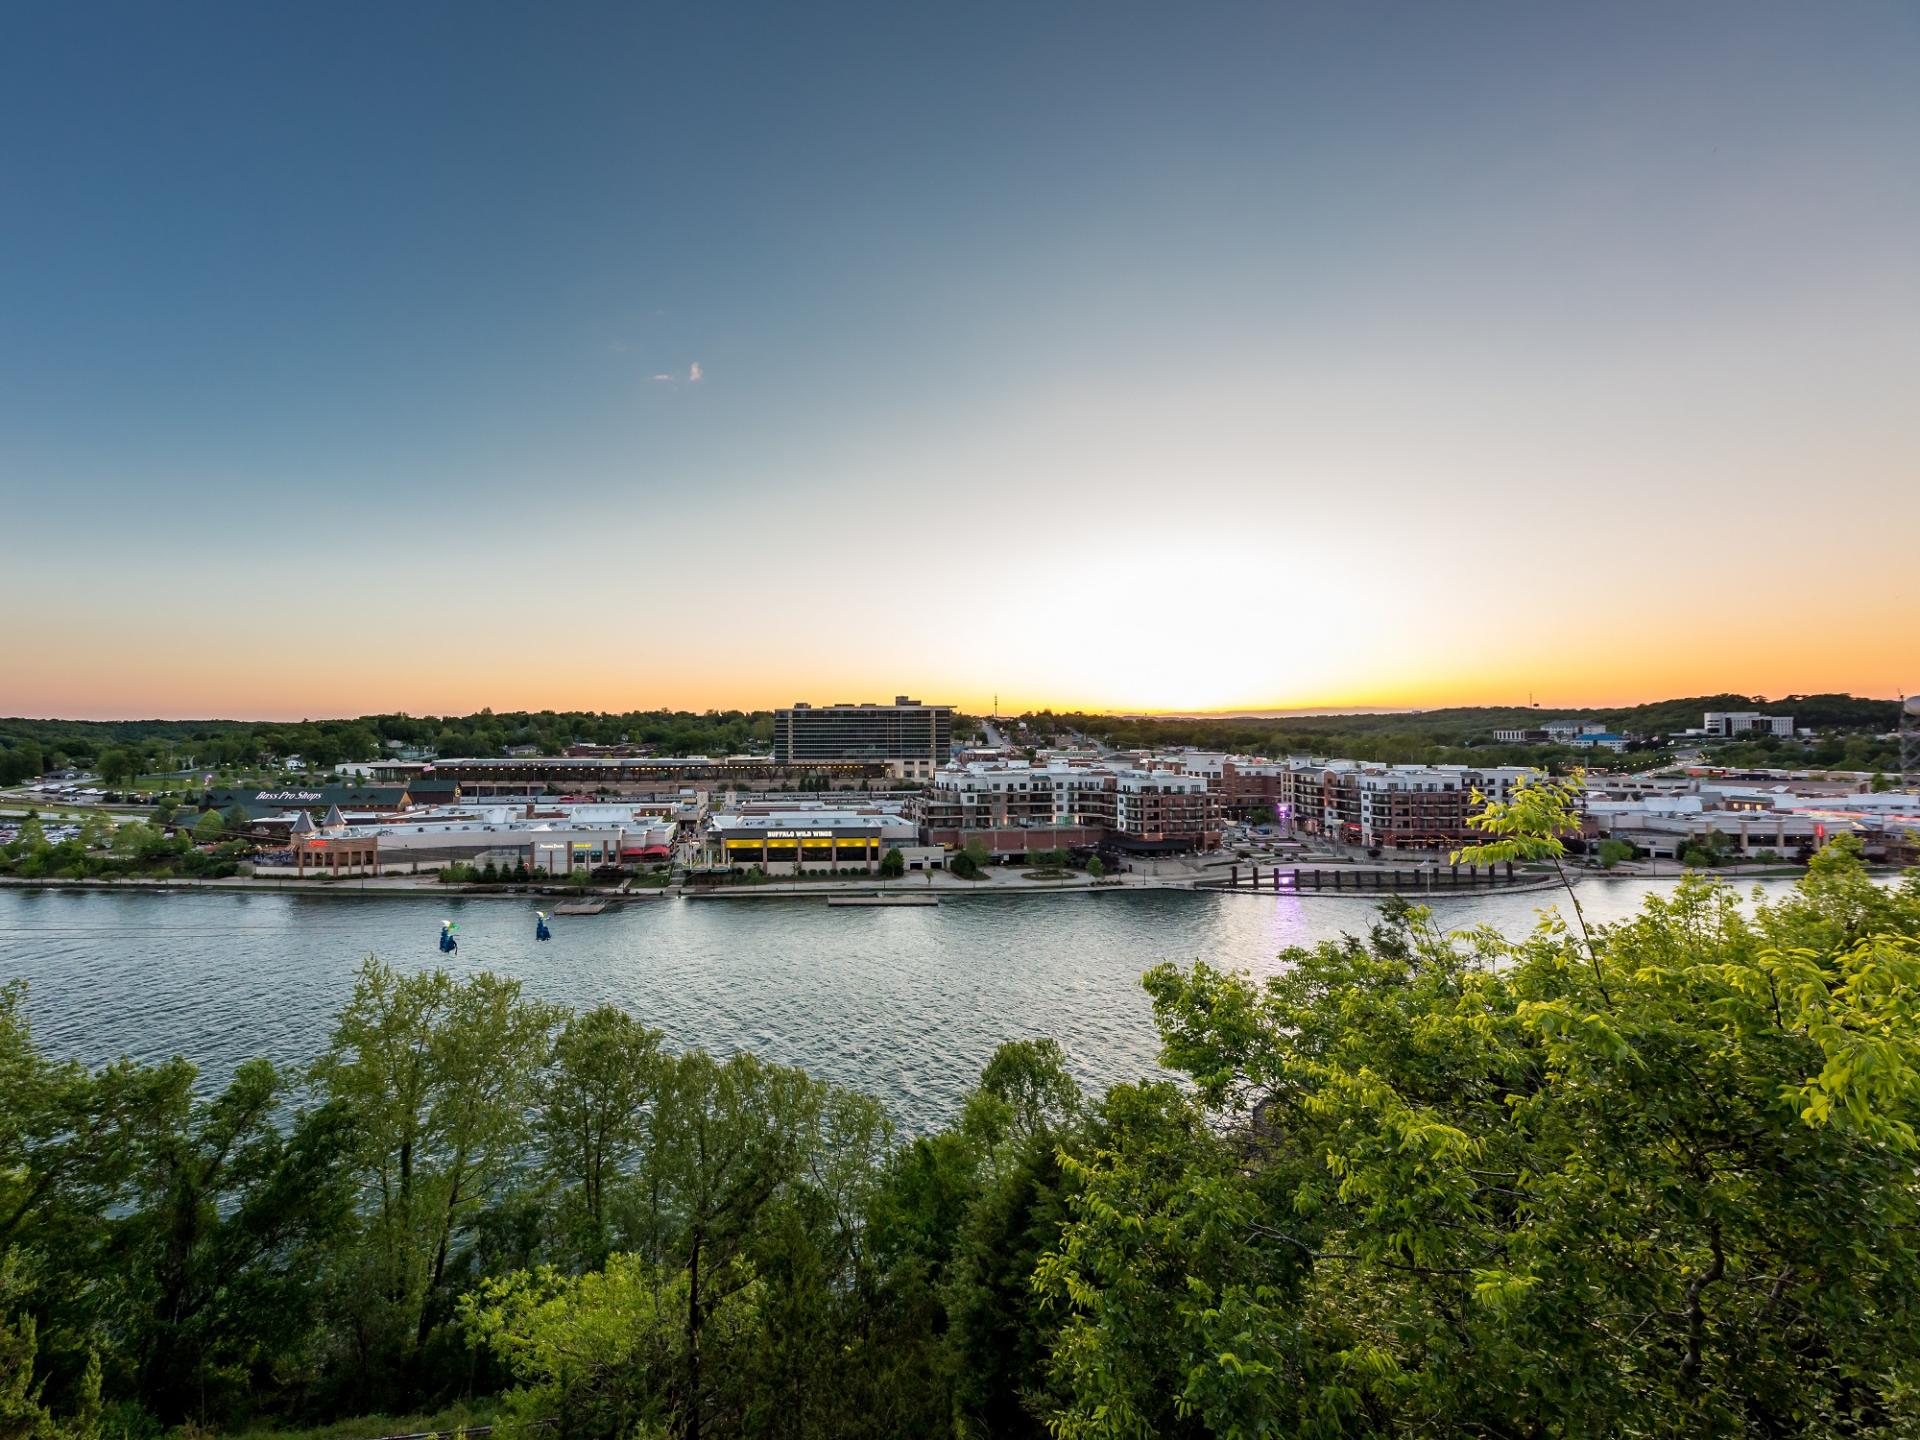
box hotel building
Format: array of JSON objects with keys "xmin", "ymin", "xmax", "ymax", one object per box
[{"xmin": 774, "ymin": 698, "xmax": 954, "ymax": 781}]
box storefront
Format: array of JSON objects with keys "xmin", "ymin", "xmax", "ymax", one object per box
[{"xmin": 704, "ymin": 813, "xmax": 917, "ymax": 875}]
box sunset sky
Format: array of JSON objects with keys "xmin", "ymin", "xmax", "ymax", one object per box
[{"xmin": 2, "ymin": 2, "xmax": 1915, "ymax": 720}]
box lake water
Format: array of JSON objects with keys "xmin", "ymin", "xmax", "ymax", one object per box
[{"xmin": 0, "ymin": 879, "xmax": 1804, "ymax": 1131}]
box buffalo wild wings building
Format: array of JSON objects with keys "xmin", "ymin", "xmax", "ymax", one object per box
[{"xmin": 699, "ymin": 809, "xmax": 924, "ymax": 875}]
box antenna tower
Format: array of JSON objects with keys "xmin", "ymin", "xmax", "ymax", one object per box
[{"xmin": 1902, "ymin": 694, "xmax": 1920, "ymax": 788}]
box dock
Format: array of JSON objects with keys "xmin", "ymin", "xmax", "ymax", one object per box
[{"xmin": 552, "ymin": 899, "xmax": 609, "ymax": 915}]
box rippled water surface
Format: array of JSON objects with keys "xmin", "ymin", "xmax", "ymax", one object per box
[{"xmin": 0, "ymin": 879, "xmax": 1803, "ymax": 1130}]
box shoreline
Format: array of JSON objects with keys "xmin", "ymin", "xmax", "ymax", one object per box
[{"xmin": 0, "ymin": 869, "xmax": 1592, "ymax": 904}]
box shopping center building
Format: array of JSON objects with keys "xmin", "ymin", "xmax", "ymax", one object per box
[{"xmin": 280, "ymin": 805, "xmax": 679, "ymax": 877}]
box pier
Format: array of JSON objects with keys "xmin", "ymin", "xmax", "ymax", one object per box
[{"xmin": 1200, "ymin": 862, "xmax": 1546, "ymax": 896}]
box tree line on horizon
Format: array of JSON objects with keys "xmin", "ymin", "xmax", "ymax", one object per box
[
  {"xmin": 4, "ymin": 834, "xmax": 1920, "ymax": 1439},
  {"xmin": 1026, "ymin": 692, "xmax": 1903, "ymax": 773},
  {"xmin": 0, "ymin": 692, "xmax": 1900, "ymax": 788}
]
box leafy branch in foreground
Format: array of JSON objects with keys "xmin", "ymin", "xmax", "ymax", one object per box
[{"xmin": 1452, "ymin": 767, "xmax": 1601, "ymax": 989}]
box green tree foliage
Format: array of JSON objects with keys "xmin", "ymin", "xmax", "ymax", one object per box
[
  {"xmin": 539, "ymin": 1007, "xmax": 667, "ymax": 1271},
  {"xmin": 1039, "ymin": 847, "xmax": 1920, "ymax": 1438},
  {"xmin": 1682, "ymin": 829, "xmax": 1740, "ymax": 868},
  {"xmin": 311, "ymin": 960, "xmax": 563, "ymax": 1403},
  {"xmin": 464, "ymin": 1254, "xmax": 747, "ymax": 1440},
  {"xmin": 0, "ymin": 741, "xmax": 45, "ymax": 786},
  {"xmin": 951, "ymin": 839, "xmax": 991, "ymax": 880},
  {"xmin": 1596, "ymin": 837, "xmax": 1635, "ymax": 868},
  {"xmin": 877, "ymin": 847, "xmax": 905, "ymax": 880},
  {"xmin": 0, "ymin": 710, "xmax": 786, "ymax": 772},
  {"xmin": 92, "ymin": 750, "xmax": 137, "ymax": 788},
  {"xmin": 121, "ymin": 1060, "xmax": 357, "ymax": 1423}
]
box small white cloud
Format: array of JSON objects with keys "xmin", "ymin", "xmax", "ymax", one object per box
[
  {"xmin": 688, "ymin": 361, "xmax": 703, "ymax": 383},
  {"xmin": 651, "ymin": 373, "xmax": 673, "ymax": 382},
  {"xmin": 608, "ymin": 339, "xmax": 629, "ymax": 354}
]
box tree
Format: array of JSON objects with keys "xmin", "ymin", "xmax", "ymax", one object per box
[
  {"xmin": 311, "ymin": 960, "xmax": 562, "ymax": 1399},
  {"xmin": 1039, "ymin": 851, "xmax": 1920, "ymax": 1437},
  {"xmin": 1596, "ymin": 837, "xmax": 1635, "ymax": 869},
  {"xmin": 94, "ymin": 749, "xmax": 137, "ymax": 788},
  {"xmin": 0, "ymin": 983, "xmax": 194, "ymax": 1423},
  {"xmin": 463, "ymin": 1254, "xmax": 739, "ymax": 1440},
  {"xmin": 878, "ymin": 847, "xmax": 905, "ymax": 880},
  {"xmin": 122, "ymin": 1059, "xmax": 357, "ymax": 1423},
  {"xmin": 1, "ymin": 1251, "xmax": 101, "ymax": 1440},
  {"xmin": 0, "ymin": 741, "xmax": 42, "ymax": 787},
  {"xmin": 1456, "ymin": 766, "xmax": 1599, "ymax": 983},
  {"xmin": 108, "ymin": 823, "xmax": 172, "ymax": 867},
  {"xmin": 190, "ymin": 811, "xmax": 225, "ymax": 844},
  {"xmin": 952, "ymin": 839, "xmax": 991, "ymax": 880},
  {"xmin": 647, "ymin": 1052, "xmax": 823, "ymax": 1440},
  {"xmin": 1085, "ymin": 855, "xmax": 1105, "ymax": 880},
  {"xmin": 539, "ymin": 1006, "xmax": 667, "ymax": 1271}
]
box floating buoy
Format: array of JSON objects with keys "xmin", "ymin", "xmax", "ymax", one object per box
[
  {"xmin": 534, "ymin": 910, "xmax": 551, "ymax": 942},
  {"xmin": 439, "ymin": 919, "xmax": 459, "ymax": 954}
]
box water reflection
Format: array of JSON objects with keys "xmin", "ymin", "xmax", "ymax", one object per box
[{"xmin": 0, "ymin": 879, "xmax": 1806, "ymax": 1131}]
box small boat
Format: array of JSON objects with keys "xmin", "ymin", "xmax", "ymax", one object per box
[{"xmin": 827, "ymin": 895, "xmax": 939, "ymax": 907}]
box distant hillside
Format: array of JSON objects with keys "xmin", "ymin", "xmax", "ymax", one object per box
[{"xmin": 1022, "ymin": 694, "xmax": 1901, "ymax": 770}]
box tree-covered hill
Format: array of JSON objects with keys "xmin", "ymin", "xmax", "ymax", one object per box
[{"xmin": 1025, "ymin": 693, "xmax": 1900, "ymax": 768}]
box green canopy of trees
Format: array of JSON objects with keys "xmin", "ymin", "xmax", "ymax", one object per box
[{"xmin": 4, "ymin": 848, "xmax": 1920, "ymax": 1439}]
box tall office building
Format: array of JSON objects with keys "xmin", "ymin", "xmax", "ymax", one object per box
[{"xmin": 774, "ymin": 697, "xmax": 954, "ymax": 780}]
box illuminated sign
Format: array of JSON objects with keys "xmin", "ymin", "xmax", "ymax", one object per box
[{"xmin": 764, "ymin": 829, "xmax": 844, "ymax": 839}]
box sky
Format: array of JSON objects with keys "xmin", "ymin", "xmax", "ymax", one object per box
[{"xmin": 1, "ymin": 1, "xmax": 1915, "ymax": 720}]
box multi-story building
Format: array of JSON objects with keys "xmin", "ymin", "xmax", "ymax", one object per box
[
  {"xmin": 1156, "ymin": 752, "xmax": 1293, "ymax": 820},
  {"xmin": 1281, "ymin": 762, "xmax": 1536, "ymax": 850},
  {"xmin": 1703, "ymin": 711, "xmax": 1795, "ymax": 738},
  {"xmin": 1568, "ymin": 732, "xmax": 1630, "ymax": 753},
  {"xmin": 1543, "ymin": 719, "xmax": 1608, "ymax": 743},
  {"xmin": 774, "ymin": 697, "xmax": 954, "ymax": 780},
  {"xmin": 921, "ymin": 760, "xmax": 1221, "ymax": 855}
]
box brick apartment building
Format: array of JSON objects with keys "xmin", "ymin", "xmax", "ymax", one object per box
[{"xmin": 921, "ymin": 760, "xmax": 1222, "ymax": 855}]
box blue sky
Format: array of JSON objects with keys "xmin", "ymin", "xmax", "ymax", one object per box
[{"xmin": 3, "ymin": 2, "xmax": 1916, "ymax": 716}]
